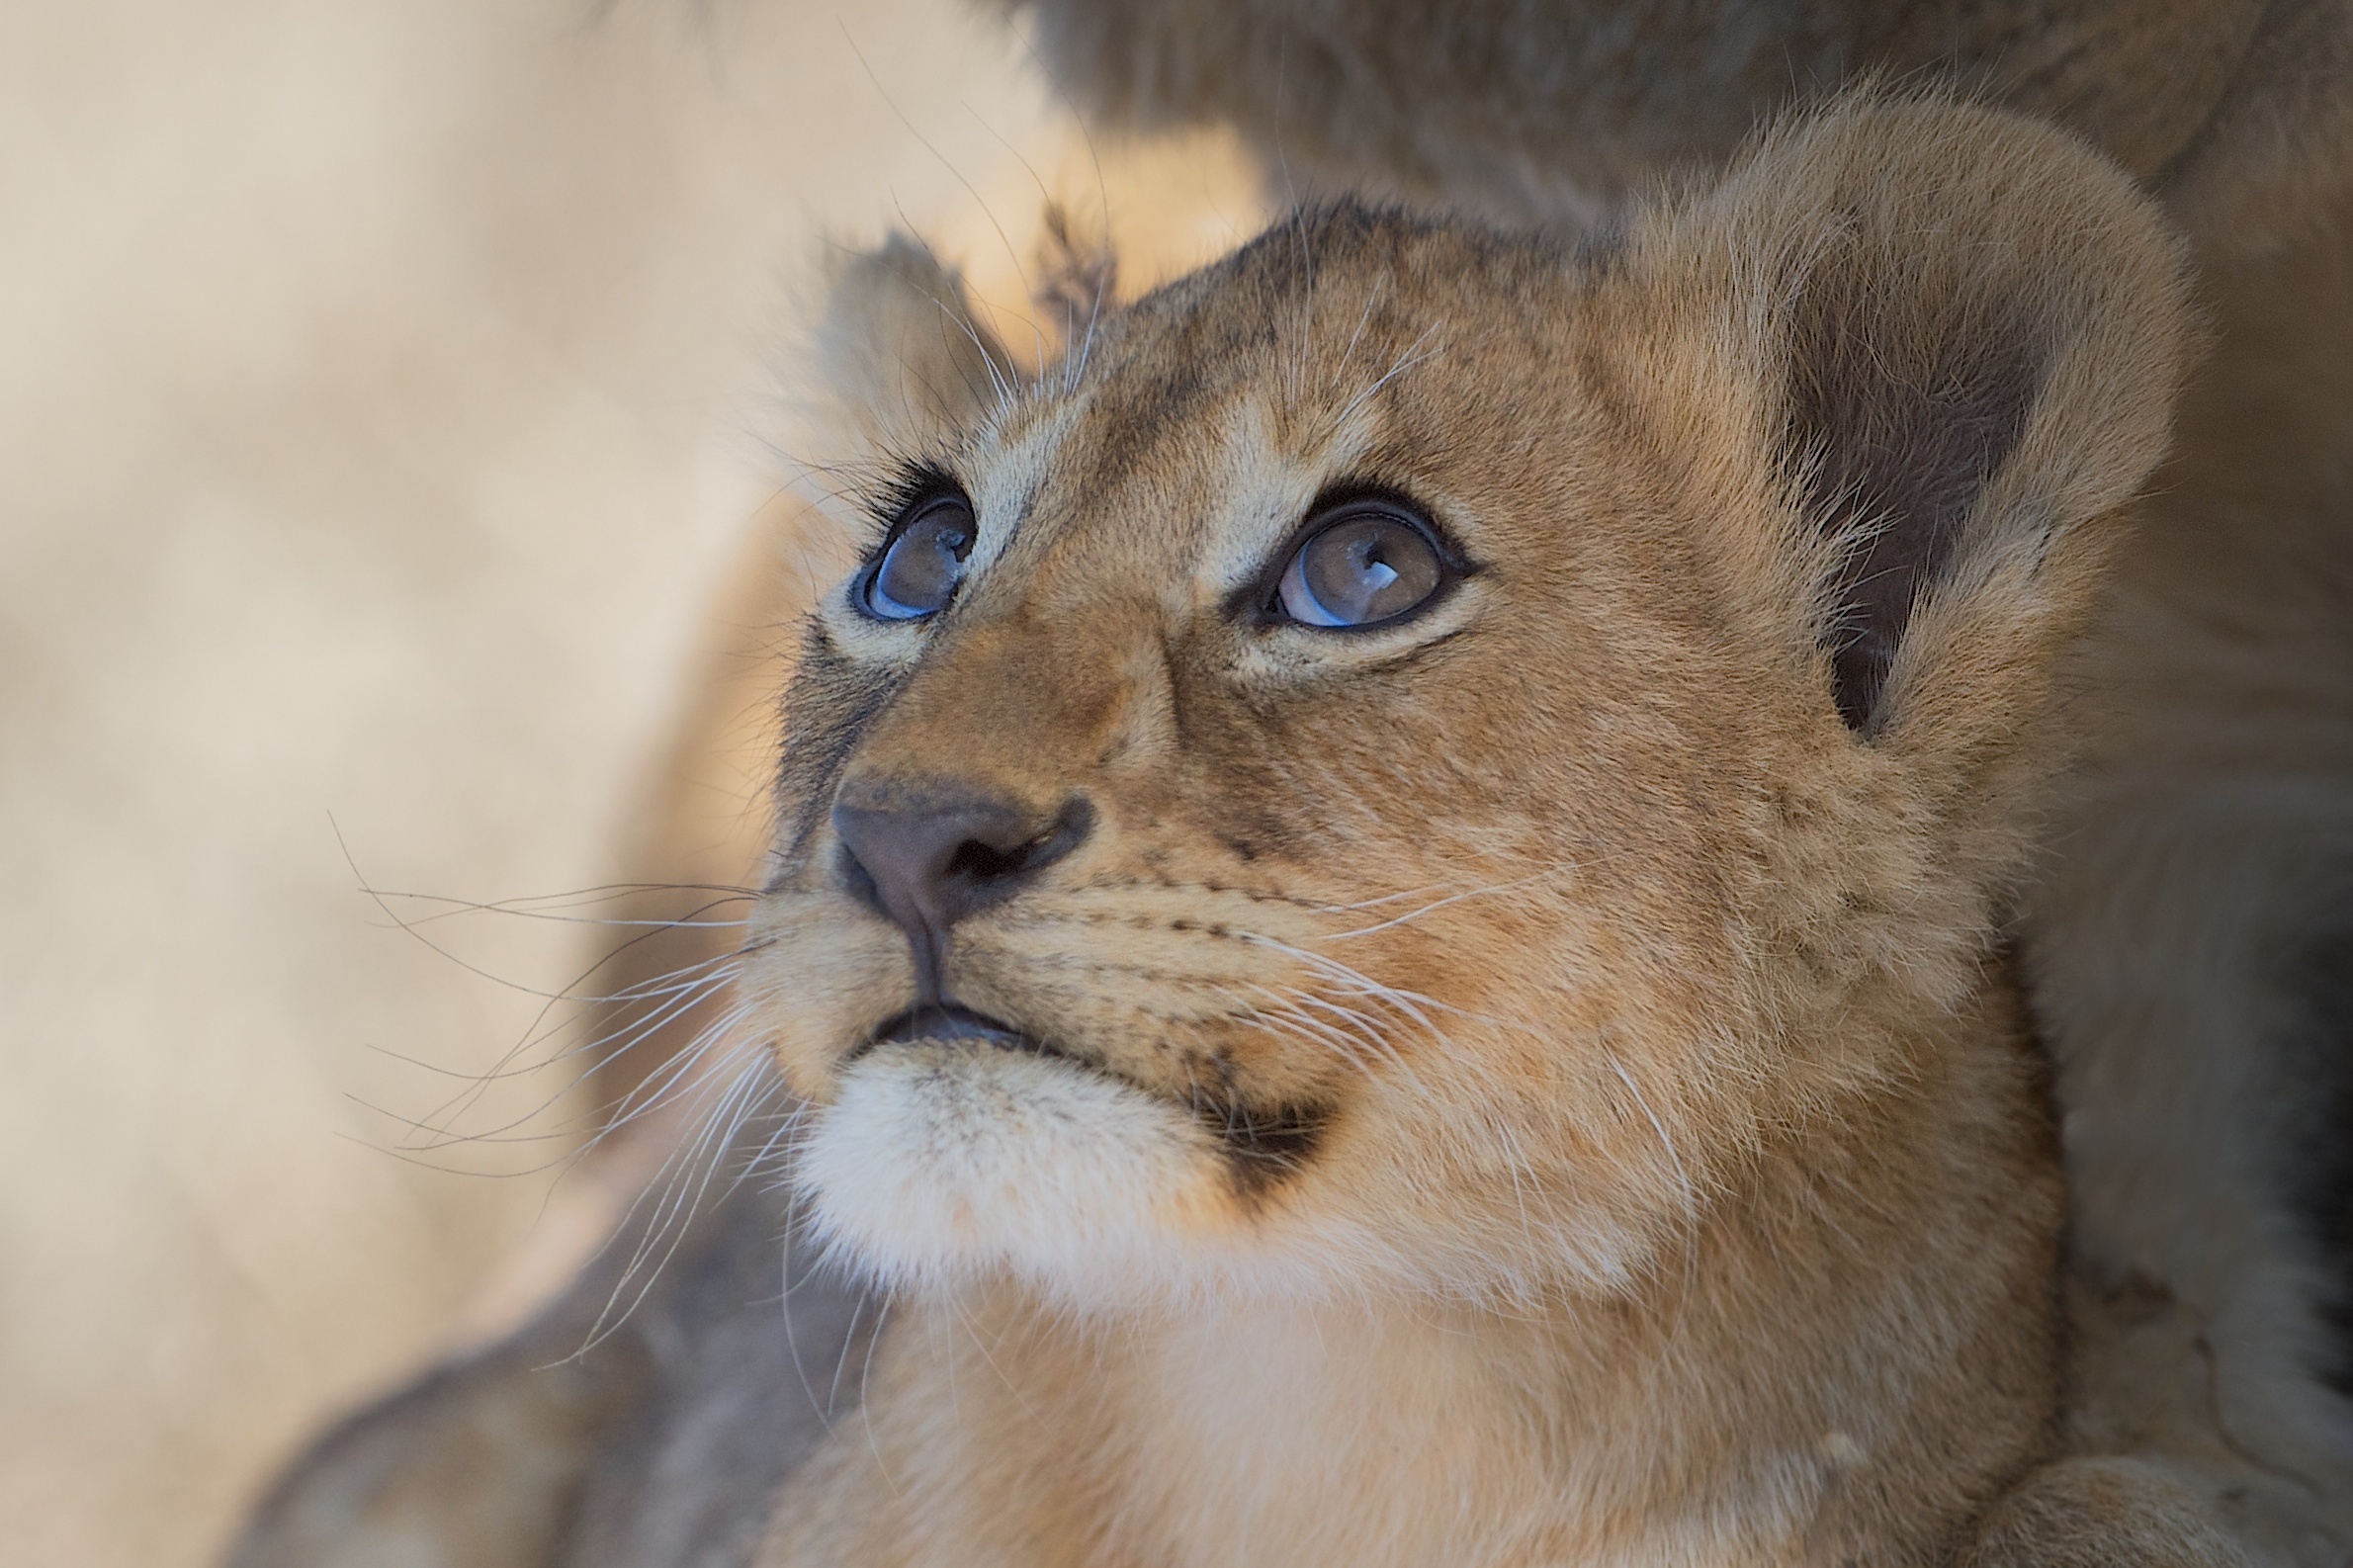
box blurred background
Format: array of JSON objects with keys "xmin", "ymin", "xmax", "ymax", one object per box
[{"xmin": 0, "ymin": 1, "xmax": 1257, "ymax": 1561}]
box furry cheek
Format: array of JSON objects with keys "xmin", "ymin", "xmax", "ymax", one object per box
[{"xmin": 792, "ymin": 1044, "xmax": 1242, "ymax": 1302}]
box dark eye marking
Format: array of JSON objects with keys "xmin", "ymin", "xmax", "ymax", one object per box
[
  {"xmin": 1253, "ymin": 489, "xmax": 1460, "ymax": 632},
  {"xmin": 856, "ymin": 479, "xmax": 979, "ymax": 623}
]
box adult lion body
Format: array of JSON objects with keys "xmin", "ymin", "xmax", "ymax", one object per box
[{"xmin": 229, "ymin": 4, "xmax": 2353, "ymax": 1565}]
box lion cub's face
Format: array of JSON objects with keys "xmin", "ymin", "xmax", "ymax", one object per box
[
  {"xmin": 749, "ymin": 137, "xmax": 2189, "ymax": 1308},
  {"xmin": 757, "ymin": 213, "xmax": 1843, "ymax": 1308}
]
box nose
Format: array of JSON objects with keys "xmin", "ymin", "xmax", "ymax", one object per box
[{"xmin": 831, "ymin": 785, "xmax": 1091, "ymax": 994}]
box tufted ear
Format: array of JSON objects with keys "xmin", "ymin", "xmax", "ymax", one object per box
[
  {"xmin": 807, "ymin": 234, "xmax": 1020, "ymax": 455},
  {"xmin": 1631, "ymin": 93, "xmax": 2198, "ymax": 756}
]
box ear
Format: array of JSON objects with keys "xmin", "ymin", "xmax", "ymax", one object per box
[
  {"xmin": 1632, "ymin": 93, "xmax": 2198, "ymax": 756},
  {"xmin": 805, "ymin": 233, "xmax": 1021, "ymax": 456}
]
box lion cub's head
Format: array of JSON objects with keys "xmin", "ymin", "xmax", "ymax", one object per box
[{"xmin": 748, "ymin": 97, "xmax": 2192, "ymax": 1310}]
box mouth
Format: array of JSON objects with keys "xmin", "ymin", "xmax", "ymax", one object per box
[{"xmin": 862, "ymin": 1003, "xmax": 1064, "ymax": 1058}]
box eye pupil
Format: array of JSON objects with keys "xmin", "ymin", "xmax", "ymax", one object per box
[
  {"xmin": 862, "ymin": 497, "xmax": 976, "ymax": 621},
  {"xmin": 1275, "ymin": 506, "xmax": 1445, "ymax": 629}
]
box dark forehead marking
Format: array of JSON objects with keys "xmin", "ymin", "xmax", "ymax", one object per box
[
  {"xmin": 1071, "ymin": 359, "xmax": 1226, "ymax": 496},
  {"xmin": 1061, "ymin": 274, "xmax": 1283, "ymax": 494},
  {"xmin": 1054, "ymin": 202, "xmax": 1589, "ymax": 486}
]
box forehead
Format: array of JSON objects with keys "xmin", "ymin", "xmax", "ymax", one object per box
[{"xmin": 953, "ymin": 212, "xmax": 1598, "ymax": 605}]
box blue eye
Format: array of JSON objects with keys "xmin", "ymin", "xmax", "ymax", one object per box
[
  {"xmin": 861, "ymin": 496, "xmax": 976, "ymax": 621},
  {"xmin": 1274, "ymin": 504, "xmax": 1447, "ymax": 628}
]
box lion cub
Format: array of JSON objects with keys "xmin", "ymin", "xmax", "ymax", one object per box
[{"xmin": 752, "ymin": 98, "xmax": 2219, "ymax": 1563}]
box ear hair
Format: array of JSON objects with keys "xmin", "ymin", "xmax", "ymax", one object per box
[
  {"xmin": 806, "ymin": 234, "xmax": 1021, "ymax": 457},
  {"xmin": 1784, "ymin": 250, "xmax": 2044, "ymax": 729},
  {"xmin": 1646, "ymin": 91, "xmax": 2198, "ymax": 743}
]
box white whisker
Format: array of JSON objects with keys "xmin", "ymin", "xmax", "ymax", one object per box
[{"xmin": 1329, "ymin": 322, "xmax": 1445, "ymax": 432}]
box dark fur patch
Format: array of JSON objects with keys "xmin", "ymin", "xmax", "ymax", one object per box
[
  {"xmin": 770, "ymin": 620, "xmax": 908, "ymax": 877},
  {"xmin": 1183, "ymin": 1089, "xmax": 1331, "ymax": 1198},
  {"xmin": 1782, "ymin": 256, "xmax": 2043, "ymax": 730},
  {"xmin": 2276, "ymin": 915, "xmax": 2353, "ymax": 1392}
]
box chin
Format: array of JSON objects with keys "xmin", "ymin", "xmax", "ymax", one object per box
[
  {"xmin": 794, "ymin": 1044, "xmax": 1257, "ymax": 1305},
  {"xmin": 791, "ymin": 1040, "xmax": 1658, "ymax": 1313}
]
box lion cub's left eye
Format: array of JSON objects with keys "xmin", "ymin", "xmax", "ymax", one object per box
[
  {"xmin": 1274, "ymin": 503, "xmax": 1446, "ymax": 629},
  {"xmin": 860, "ymin": 496, "xmax": 976, "ymax": 621}
]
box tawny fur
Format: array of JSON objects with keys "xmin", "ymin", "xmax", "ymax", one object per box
[
  {"xmin": 745, "ymin": 96, "xmax": 2206, "ymax": 1565},
  {"xmin": 224, "ymin": 5, "xmax": 2353, "ymax": 1565},
  {"xmin": 989, "ymin": 2, "xmax": 2353, "ymax": 1556},
  {"xmin": 993, "ymin": 0, "xmax": 2353, "ymax": 252}
]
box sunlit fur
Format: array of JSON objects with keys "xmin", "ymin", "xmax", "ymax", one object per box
[
  {"xmin": 213, "ymin": 8, "xmax": 2353, "ymax": 1566},
  {"xmin": 1005, "ymin": 4, "xmax": 2353, "ymax": 1558},
  {"xmin": 735, "ymin": 95, "xmax": 2249, "ymax": 1564}
]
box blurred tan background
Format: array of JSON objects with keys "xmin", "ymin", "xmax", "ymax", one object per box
[{"xmin": 0, "ymin": 1, "xmax": 1259, "ymax": 1562}]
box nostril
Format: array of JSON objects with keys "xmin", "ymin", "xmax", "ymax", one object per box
[
  {"xmin": 945, "ymin": 836, "xmax": 1027, "ymax": 883},
  {"xmin": 999, "ymin": 796, "xmax": 1092, "ymax": 882},
  {"xmin": 942, "ymin": 800, "xmax": 1093, "ymax": 885}
]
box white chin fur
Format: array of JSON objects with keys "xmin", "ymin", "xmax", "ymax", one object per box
[{"xmin": 794, "ymin": 1044, "xmax": 1231, "ymax": 1300}]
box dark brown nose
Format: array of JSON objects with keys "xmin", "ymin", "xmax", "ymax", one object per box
[{"xmin": 831, "ymin": 787, "xmax": 1091, "ymax": 997}]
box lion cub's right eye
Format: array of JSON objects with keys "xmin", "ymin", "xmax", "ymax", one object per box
[
  {"xmin": 1271, "ymin": 500, "xmax": 1448, "ymax": 629},
  {"xmin": 859, "ymin": 496, "xmax": 977, "ymax": 621}
]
